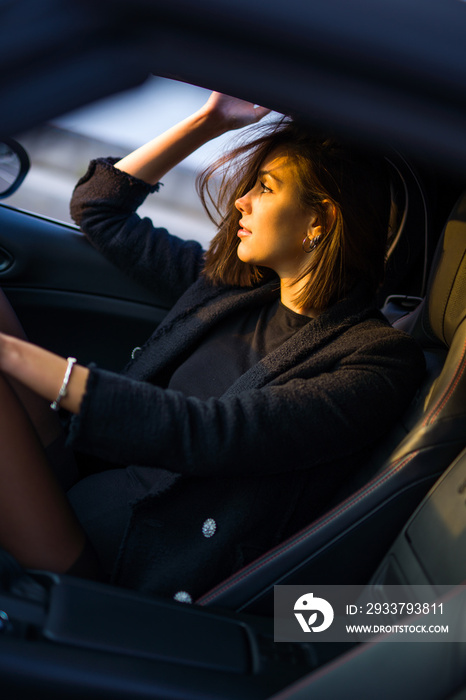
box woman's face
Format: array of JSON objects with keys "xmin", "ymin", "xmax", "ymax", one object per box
[{"xmin": 234, "ymin": 148, "xmax": 316, "ymax": 279}]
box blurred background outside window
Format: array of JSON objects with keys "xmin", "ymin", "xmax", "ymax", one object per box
[{"xmin": 5, "ymin": 77, "xmax": 251, "ymax": 248}]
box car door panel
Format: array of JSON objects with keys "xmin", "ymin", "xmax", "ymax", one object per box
[{"xmin": 0, "ymin": 204, "xmax": 170, "ymax": 370}]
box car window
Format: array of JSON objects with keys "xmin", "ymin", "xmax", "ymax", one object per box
[{"xmin": 5, "ymin": 77, "xmax": 240, "ymax": 248}]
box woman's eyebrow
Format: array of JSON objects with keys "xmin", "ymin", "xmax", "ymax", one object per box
[{"xmin": 258, "ymin": 168, "xmax": 283, "ymax": 184}]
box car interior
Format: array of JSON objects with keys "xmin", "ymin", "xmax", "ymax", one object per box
[
  {"xmin": 1, "ymin": 0, "xmax": 466, "ymax": 691},
  {"xmin": 0, "ymin": 119, "xmax": 465, "ymax": 700}
]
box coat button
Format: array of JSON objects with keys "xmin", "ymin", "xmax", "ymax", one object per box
[
  {"xmin": 202, "ymin": 518, "xmax": 217, "ymax": 538},
  {"xmin": 173, "ymin": 591, "xmax": 193, "ymax": 604},
  {"xmin": 131, "ymin": 346, "xmax": 142, "ymax": 359}
]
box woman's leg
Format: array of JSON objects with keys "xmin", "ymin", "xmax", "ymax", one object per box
[
  {"xmin": 0, "ymin": 291, "xmax": 103, "ymax": 577},
  {"xmin": 0, "ymin": 289, "xmax": 79, "ymax": 489},
  {"xmin": 0, "ymin": 371, "xmax": 85, "ymax": 572},
  {"xmin": 0, "ymin": 289, "xmax": 63, "ymax": 447}
]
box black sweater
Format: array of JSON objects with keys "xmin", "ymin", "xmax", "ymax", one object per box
[{"xmin": 68, "ymin": 158, "xmax": 426, "ymax": 600}]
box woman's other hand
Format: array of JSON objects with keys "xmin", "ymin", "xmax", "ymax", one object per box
[{"xmin": 200, "ymin": 91, "xmax": 271, "ymax": 135}]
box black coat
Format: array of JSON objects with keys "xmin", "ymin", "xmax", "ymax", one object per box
[{"xmin": 68, "ymin": 159, "xmax": 426, "ymax": 601}]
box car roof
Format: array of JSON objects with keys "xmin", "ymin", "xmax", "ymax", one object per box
[{"xmin": 2, "ymin": 0, "xmax": 466, "ymax": 170}]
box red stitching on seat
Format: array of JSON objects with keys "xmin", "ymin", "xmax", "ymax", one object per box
[
  {"xmin": 423, "ymin": 335, "xmax": 466, "ymax": 426},
  {"xmin": 197, "ymin": 451, "xmax": 419, "ymax": 605}
]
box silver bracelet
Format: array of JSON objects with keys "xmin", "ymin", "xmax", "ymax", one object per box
[{"xmin": 50, "ymin": 357, "xmax": 77, "ymax": 411}]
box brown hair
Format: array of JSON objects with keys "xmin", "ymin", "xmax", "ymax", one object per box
[{"xmin": 198, "ymin": 119, "xmax": 391, "ymax": 312}]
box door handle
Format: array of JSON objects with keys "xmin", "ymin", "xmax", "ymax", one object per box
[{"xmin": 0, "ymin": 246, "xmax": 13, "ymax": 272}]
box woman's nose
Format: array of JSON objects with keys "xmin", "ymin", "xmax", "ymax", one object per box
[{"xmin": 235, "ymin": 192, "xmax": 251, "ymax": 214}]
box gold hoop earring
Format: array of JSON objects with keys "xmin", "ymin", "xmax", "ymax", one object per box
[{"xmin": 302, "ymin": 235, "xmax": 321, "ymax": 253}]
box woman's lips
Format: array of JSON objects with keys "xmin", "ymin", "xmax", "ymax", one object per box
[{"xmin": 238, "ymin": 223, "xmax": 252, "ymax": 238}]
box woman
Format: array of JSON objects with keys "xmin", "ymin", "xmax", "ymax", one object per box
[{"xmin": 0, "ymin": 92, "xmax": 425, "ymax": 601}]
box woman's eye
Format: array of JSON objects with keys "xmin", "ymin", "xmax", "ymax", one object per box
[{"xmin": 259, "ymin": 180, "xmax": 272, "ymax": 193}]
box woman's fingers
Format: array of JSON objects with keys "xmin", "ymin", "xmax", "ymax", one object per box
[{"xmin": 203, "ymin": 92, "xmax": 272, "ymax": 130}]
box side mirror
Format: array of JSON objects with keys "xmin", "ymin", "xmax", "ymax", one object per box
[{"xmin": 0, "ymin": 138, "xmax": 30, "ymax": 199}]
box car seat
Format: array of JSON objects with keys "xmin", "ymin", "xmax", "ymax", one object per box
[{"xmin": 197, "ymin": 190, "xmax": 466, "ymax": 615}]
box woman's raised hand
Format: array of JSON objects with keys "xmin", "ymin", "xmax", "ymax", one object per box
[
  {"xmin": 115, "ymin": 90, "xmax": 271, "ymax": 184},
  {"xmin": 201, "ymin": 92, "xmax": 271, "ymax": 134}
]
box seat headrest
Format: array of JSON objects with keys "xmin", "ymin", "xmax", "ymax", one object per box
[
  {"xmin": 397, "ymin": 190, "xmax": 466, "ymax": 347},
  {"xmin": 426, "ymin": 191, "xmax": 466, "ymax": 347}
]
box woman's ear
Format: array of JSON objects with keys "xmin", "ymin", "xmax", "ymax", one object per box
[{"xmin": 308, "ymin": 199, "xmax": 337, "ymax": 238}]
